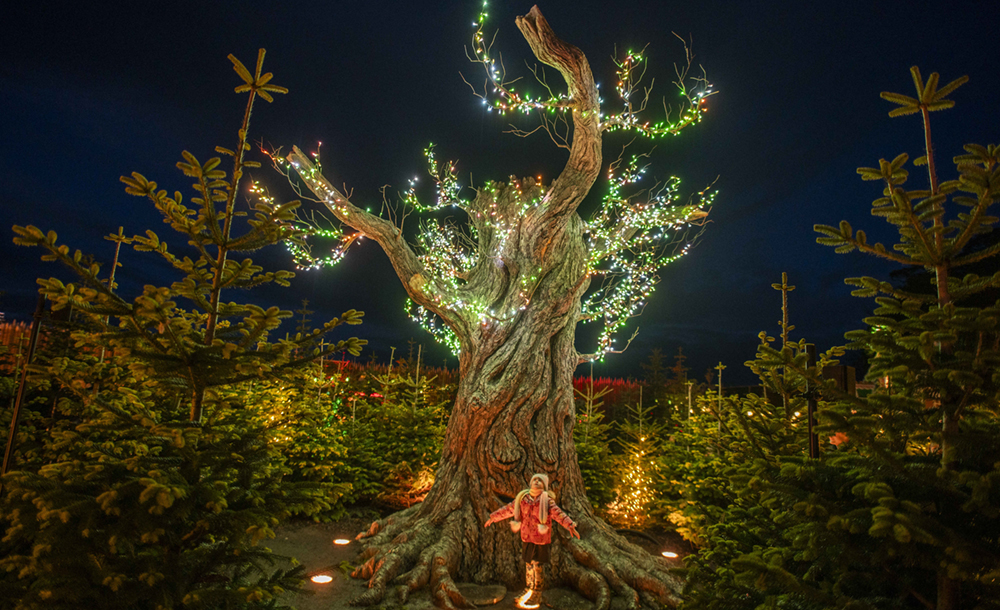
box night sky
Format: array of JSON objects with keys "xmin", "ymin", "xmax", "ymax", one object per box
[{"xmin": 2, "ymin": 1, "xmax": 998, "ymax": 385}]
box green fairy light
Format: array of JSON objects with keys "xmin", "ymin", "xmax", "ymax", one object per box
[
  {"xmin": 273, "ymin": 3, "xmax": 716, "ymax": 360},
  {"xmin": 581, "ymin": 155, "xmax": 716, "ymax": 355}
]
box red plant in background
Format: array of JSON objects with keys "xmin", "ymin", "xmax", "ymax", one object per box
[{"xmin": 573, "ymin": 376, "xmax": 642, "ymax": 408}]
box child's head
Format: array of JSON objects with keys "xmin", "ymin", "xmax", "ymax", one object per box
[{"xmin": 529, "ymin": 473, "xmax": 549, "ymax": 491}]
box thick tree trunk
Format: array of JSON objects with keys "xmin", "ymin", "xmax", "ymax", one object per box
[
  {"xmin": 289, "ymin": 7, "xmax": 684, "ymax": 608},
  {"xmin": 347, "ymin": 186, "xmax": 682, "ymax": 610}
]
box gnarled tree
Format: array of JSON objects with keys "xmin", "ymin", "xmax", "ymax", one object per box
[{"xmin": 281, "ymin": 6, "xmax": 713, "ymax": 609}]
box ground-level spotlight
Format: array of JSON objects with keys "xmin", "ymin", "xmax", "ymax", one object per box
[
  {"xmin": 662, "ymin": 551, "xmax": 679, "ymax": 558},
  {"xmin": 333, "ymin": 538, "xmax": 351, "ymax": 545},
  {"xmin": 310, "ymin": 574, "xmax": 333, "ymax": 584}
]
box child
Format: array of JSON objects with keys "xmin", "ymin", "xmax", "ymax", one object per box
[{"xmin": 484, "ymin": 473, "xmax": 580, "ymax": 605}]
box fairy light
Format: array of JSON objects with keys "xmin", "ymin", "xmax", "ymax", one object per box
[
  {"xmin": 601, "ymin": 49, "xmax": 713, "ymax": 137},
  {"xmin": 274, "ymin": 3, "xmax": 715, "ymax": 361},
  {"xmin": 472, "ymin": 1, "xmax": 571, "ymax": 116},
  {"xmin": 473, "ymin": 4, "xmax": 713, "ymax": 136},
  {"xmin": 607, "ymin": 449, "xmax": 653, "ymax": 528},
  {"xmin": 582, "ymin": 155, "xmax": 716, "ymax": 357},
  {"xmin": 607, "ymin": 424, "xmax": 659, "ymax": 527}
]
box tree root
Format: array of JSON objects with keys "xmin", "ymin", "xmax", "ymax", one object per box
[
  {"xmin": 349, "ymin": 505, "xmax": 475, "ymax": 609},
  {"xmin": 347, "ymin": 502, "xmax": 682, "ymax": 610},
  {"xmin": 558, "ymin": 517, "xmax": 684, "ymax": 610}
]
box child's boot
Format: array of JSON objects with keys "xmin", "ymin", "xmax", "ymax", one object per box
[
  {"xmin": 524, "ymin": 561, "xmax": 545, "ymax": 606},
  {"xmin": 519, "ymin": 562, "xmax": 534, "ymax": 601}
]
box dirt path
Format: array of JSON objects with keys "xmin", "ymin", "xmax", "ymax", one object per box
[{"xmin": 268, "ymin": 516, "xmax": 679, "ymax": 610}]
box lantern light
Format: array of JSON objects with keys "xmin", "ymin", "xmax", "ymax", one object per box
[
  {"xmin": 662, "ymin": 551, "xmax": 679, "ymax": 558},
  {"xmin": 333, "ymin": 538, "xmax": 351, "ymax": 545},
  {"xmin": 310, "ymin": 574, "xmax": 333, "ymax": 584}
]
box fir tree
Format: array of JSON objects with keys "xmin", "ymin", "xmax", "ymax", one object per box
[
  {"xmin": 1, "ymin": 49, "xmax": 364, "ymax": 609},
  {"xmin": 677, "ymin": 68, "xmax": 1000, "ymax": 610},
  {"xmin": 642, "ymin": 348, "xmax": 671, "ymax": 419},
  {"xmin": 812, "ymin": 66, "xmax": 1000, "ymax": 609},
  {"xmin": 573, "ymin": 365, "xmax": 615, "ymax": 510},
  {"xmin": 607, "ymin": 395, "xmax": 663, "ymax": 529}
]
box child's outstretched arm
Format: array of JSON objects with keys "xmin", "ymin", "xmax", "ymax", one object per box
[
  {"xmin": 550, "ymin": 502, "xmax": 581, "ymax": 539},
  {"xmin": 484, "ymin": 501, "xmax": 515, "ymax": 527}
]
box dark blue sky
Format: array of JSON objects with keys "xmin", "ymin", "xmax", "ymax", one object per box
[{"xmin": 2, "ymin": 1, "xmax": 998, "ymax": 384}]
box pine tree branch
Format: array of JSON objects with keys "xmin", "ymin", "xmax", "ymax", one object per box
[
  {"xmin": 853, "ymin": 238, "xmax": 921, "ymax": 266},
  {"xmin": 948, "ymin": 188, "xmax": 997, "ymax": 259},
  {"xmin": 951, "ymin": 239, "xmax": 1000, "ymax": 267}
]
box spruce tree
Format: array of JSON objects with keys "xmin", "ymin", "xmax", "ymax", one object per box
[
  {"xmin": 677, "ymin": 68, "xmax": 1000, "ymax": 610},
  {"xmin": 1, "ymin": 49, "xmax": 364, "ymax": 609},
  {"xmin": 812, "ymin": 66, "xmax": 1000, "ymax": 609},
  {"xmin": 573, "ymin": 368, "xmax": 615, "ymax": 510},
  {"xmin": 642, "ymin": 348, "xmax": 672, "ymax": 419}
]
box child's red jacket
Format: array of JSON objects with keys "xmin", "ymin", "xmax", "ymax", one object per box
[{"xmin": 489, "ymin": 493, "xmax": 576, "ymax": 545}]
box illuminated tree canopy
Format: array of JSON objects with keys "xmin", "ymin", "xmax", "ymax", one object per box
[{"xmin": 277, "ymin": 5, "xmax": 714, "ymax": 609}]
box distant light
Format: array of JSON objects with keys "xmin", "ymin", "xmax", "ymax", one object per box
[
  {"xmin": 746, "ymin": 411, "xmax": 753, "ymax": 416},
  {"xmin": 794, "ymin": 412, "xmax": 801, "ymax": 417},
  {"xmin": 662, "ymin": 551, "xmax": 679, "ymax": 558},
  {"xmin": 311, "ymin": 575, "xmax": 333, "ymax": 584},
  {"xmin": 334, "ymin": 538, "xmax": 351, "ymax": 545}
]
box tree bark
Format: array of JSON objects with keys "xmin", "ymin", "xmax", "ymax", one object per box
[
  {"xmin": 290, "ymin": 7, "xmax": 684, "ymax": 609},
  {"xmin": 345, "ymin": 181, "xmax": 681, "ymax": 610}
]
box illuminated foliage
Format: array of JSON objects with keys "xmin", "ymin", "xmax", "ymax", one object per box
[
  {"xmin": 675, "ymin": 69, "xmax": 1000, "ymax": 610},
  {"xmin": 277, "ymin": 2, "xmax": 714, "ymax": 360},
  {"xmin": 1, "ymin": 50, "xmax": 364, "ymax": 609},
  {"xmin": 607, "ymin": 399, "xmax": 662, "ymax": 529},
  {"xmin": 274, "ymin": 7, "xmax": 714, "ymax": 606}
]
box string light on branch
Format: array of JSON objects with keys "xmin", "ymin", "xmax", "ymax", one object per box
[
  {"xmin": 472, "ymin": 1, "xmax": 571, "ymax": 116},
  {"xmin": 274, "ymin": 3, "xmax": 716, "ymax": 364},
  {"xmin": 582, "ymin": 154, "xmax": 716, "ymax": 357},
  {"xmin": 402, "ymin": 145, "xmax": 466, "ymax": 212},
  {"xmin": 601, "ymin": 49, "xmax": 714, "ymax": 138},
  {"xmin": 473, "ymin": 1, "xmax": 714, "ymax": 141}
]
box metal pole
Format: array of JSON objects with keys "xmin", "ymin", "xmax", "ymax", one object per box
[
  {"xmin": 805, "ymin": 344, "xmax": 820, "ymax": 459},
  {"xmin": 2, "ymin": 295, "xmax": 46, "ymax": 483}
]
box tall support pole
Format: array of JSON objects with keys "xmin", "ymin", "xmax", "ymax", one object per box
[
  {"xmin": 772, "ymin": 272, "xmax": 796, "ymax": 418},
  {"xmin": 805, "ymin": 344, "xmax": 820, "ymax": 459},
  {"xmin": 715, "ymin": 362, "xmax": 726, "ymax": 433},
  {"xmin": 99, "ymin": 226, "xmax": 129, "ymax": 363},
  {"xmin": 2, "ymin": 295, "xmax": 46, "ymax": 485}
]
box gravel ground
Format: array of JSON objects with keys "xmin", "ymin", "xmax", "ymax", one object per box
[
  {"xmin": 267, "ymin": 517, "xmax": 375, "ymax": 610},
  {"xmin": 267, "ymin": 515, "xmax": 681, "ymax": 610}
]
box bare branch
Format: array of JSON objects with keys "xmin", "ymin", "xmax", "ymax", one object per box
[
  {"xmin": 577, "ymin": 328, "xmax": 640, "ymax": 364},
  {"xmin": 281, "ymin": 146, "xmax": 469, "ymax": 337}
]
